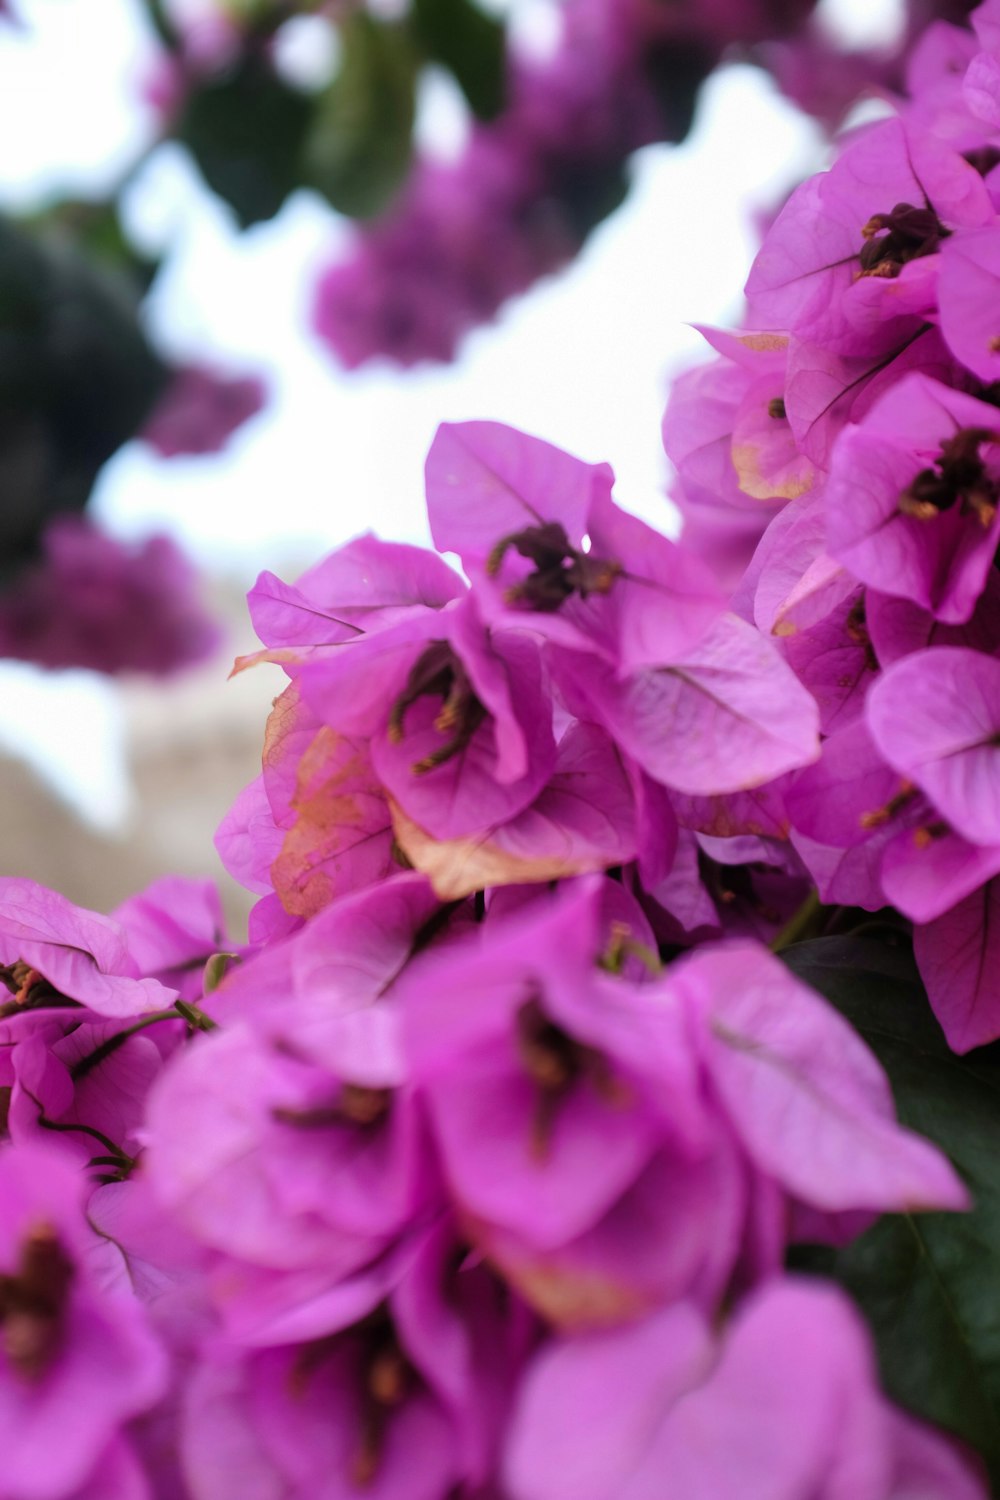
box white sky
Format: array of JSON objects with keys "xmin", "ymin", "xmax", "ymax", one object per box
[{"xmin": 0, "ymin": 0, "xmax": 897, "ymax": 826}]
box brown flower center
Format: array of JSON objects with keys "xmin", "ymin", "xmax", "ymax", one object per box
[
  {"xmin": 272, "ymin": 1083, "xmax": 391, "ymax": 1130},
  {"xmin": 290, "ymin": 1308, "xmax": 412, "ymax": 1489},
  {"xmin": 858, "ymin": 202, "xmax": 948, "ymax": 279},
  {"xmin": 898, "ymin": 427, "xmax": 1000, "ymax": 527},
  {"xmin": 515, "ymin": 998, "xmax": 628, "ymax": 1159},
  {"xmin": 487, "ymin": 522, "xmax": 621, "ymax": 613},
  {"xmin": 388, "ymin": 641, "xmax": 487, "ymax": 775},
  {"xmin": 0, "ymin": 1223, "xmax": 75, "ymax": 1381}
]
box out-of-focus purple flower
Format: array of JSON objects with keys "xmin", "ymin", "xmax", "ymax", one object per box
[
  {"xmin": 504, "ymin": 1278, "xmax": 986, "ymax": 1500},
  {"xmin": 400, "ymin": 881, "xmax": 962, "ymax": 1328},
  {"xmin": 181, "ymin": 1218, "xmax": 532, "ymax": 1500},
  {"xmin": 312, "ymin": 0, "xmax": 824, "ymax": 369},
  {"xmin": 144, "ymin": 1015, "xmax": 432, "ymax": 1342},
  {"xmin": 760, "ymin": 30, "xmax": 898, "ymax": 130},
  {"xmin": 139, "ymin": 364, "xmax": 265, "ymax": 459},
  {"xmin": 112, "ymin": 875, "xmax": 232, "ymax": 1003},
  {"xmin": 398, "ymin": 878, "xmax": 730, "ymax": 1328},
  {"xmin": 0, "ymin": 1143, "xmax": 167, "ymax": 1500},
  {"xmin": 143, "ymin": 875, "xmax": 447, "ymax": 1341},
  {"xmin": 0, "ymin": 518, "xmax": 219, "ymax": 677}
]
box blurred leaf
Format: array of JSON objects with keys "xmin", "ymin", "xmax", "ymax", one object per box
[
  {"xmin": 0, "ymin": 217, "xmax": 167, "ymax": 572},
  {"xmin": 784, "ymin": 935, "xmax": 1000, "ymax": 1484},
  {"xmin": 642, "ymin": 35, "xmax": 716, "ymax": 144},
  {"xmin": 22, "ymin": 201, "xmax": 159, "ymax": 293},
  {"xmin": 303, "ymin": 13, "xmax": 418, "ymax": 220},
  {"xmin": 411, "ymin": 0, "xmax": 506, "ymax": 120},
  {"xmin": 555, "ymin": 161, "xmax": 631, "ymax": 245},
  {"xmin": 177, "ymin": 54, "xmax": 313, "ymax": 227}
]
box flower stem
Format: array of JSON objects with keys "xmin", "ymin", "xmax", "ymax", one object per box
[{"xmin": 770, "ymin": 889, "xmax": 823, "ymax": 954}]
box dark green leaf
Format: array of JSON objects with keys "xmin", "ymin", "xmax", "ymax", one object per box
[
  {"xmin": 641, "ymin": 35, "xmax": 715, "ymax": 145},
  {"xmin": 303, "ymin": 14, "xmax": 418, "ymax": 221},
  {"xmin": 784, "ymin": 935, "xmax": 1000, "ymax": 1483},
  {"xmin": 21, "ymin": 201, "xmax": 160, "ymax": 293},
  {"xmin": 412, "ymin": 0, "xmax": 506, "ymax": 120},
  {"xmin": 177, "ymin": 55, "xmax": 313, "ymax": 227},
  {"xmin": 0, "ymin": 216, "xmax": 167, "ymax": 571}
]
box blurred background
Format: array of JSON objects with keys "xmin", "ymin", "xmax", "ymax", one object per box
[{"xmin": 0, "ymin": 0, "xmax": 901, "ymax": 928}]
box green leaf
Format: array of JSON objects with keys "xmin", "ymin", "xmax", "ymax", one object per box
[
  {"xmin": 411, "ymin": 0, "xmax": 506, "ymax": 121},
  {"xmin": 177, "ymin": 56, "xmax": 313, "ymax": 227},
  {"xmin": 784, "ymin": 935, "xmax": 1000, "ymax": 1483},
  {"xmin": 22, "ymin": 201, "xmax": 160, "ymax": 292},
  {"xmin": 303, "ymin": 13, "xmax": 418, "ymax": 221},
  {"xmin": 640, "ymin": 34, "xmax": 715, "ymax": 145},
  {"xmin": 0, "ymin": 215, "xmax": 167, "ymax": 567}
]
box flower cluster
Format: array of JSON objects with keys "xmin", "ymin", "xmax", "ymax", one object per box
[
  {"xmin": 0, "ymin": 518, "xmax": 220, "ymax": 677},
  {"xmin": 311, "ymin": 0, "xmax": 981, "ymax": 369},
  {"xmin": 664, "ymin": 0, "xmax": 1000, "ymax": 1052},
  {"xmin": 0, "ymin": 396, "xmax": 986, "ymax": 1493},
  {"xmin": 139, "ymin": 362, "xmax": 266, "ymax": 461},
  {"xmin": 313, "ymin": 0, "xmax": 818, "ymax": 368},
  {"xmin": 6, "ymin": 0, "xmax": 1000, "ymax": 1489}
]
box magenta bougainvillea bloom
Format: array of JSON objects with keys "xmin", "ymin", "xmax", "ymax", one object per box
[
  {"xmin": 0, "ymin": 518, "xmax": 219, "ymax": 677},
  {"xmin": 397, "ymin": 881, "xmax": 962, "ymax": 1329},
  {"xmin": 0, "ymin": 879, "xmax": 178, "ymax": 1019},
  {"xmin": 9, "ymin": 2, "xmax": 1000, "ymax": 1487},
  {"xmin": 139, "ymin": 364, "xmax": 265, "ymax": 460},
  {"xmin": 505, "ymin": 1279, "xmax": 985, "ymax": 1499},
  {"xmin": 826, "ymin": 376, "xmax": 1000, "ymax": 624},
  {"xmin": 224, "ymin": 420, "xmax": 821, "ymax": 933},
  {"xmin": 180, "ymin": 1217, "xmax": 533, "ymax": 1500},
  {"xmin": 867, "ymin": 646, "xmax": 1000, "ymax": 845},
  {"xmin": 298, "ymin": 596, "xmax": 558, "ymax": 843},
  {"xmin": 0, "ymin": 1143, "xmax": 167, "ymax": 1499},
  {"xmin": 424, "ymin": 421, "xmax": 725, "ymax": 666}
]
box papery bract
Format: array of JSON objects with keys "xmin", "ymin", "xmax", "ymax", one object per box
[
  {"xmin": 669, "ymin": 941, "xmax": 967, "ymax": 1213},
  {"xmin": 505, "ymin": 1278, "xmax": 985, "ymax": 1500},
  {"xmin": 552, "ymin": 612, "xmax": 820, "ymax": 796},
  {"xmin": 868, "ymin": 647, "xmax": 1000, "ymax": 846},
  {"xmin": 0, "ymin": 880, "xmax": 177, "ymax": 1019},
  {"xmin": 915, "ymin": 876, "xmax": 1000, "ymax": 1052},
  {"xmin": 827, "ymin": 376, "xmax": 1000, "ymax": 623},
  {"xmin": 0, "ymin": 1143, "xmax": 166, "ymax": 1500}
]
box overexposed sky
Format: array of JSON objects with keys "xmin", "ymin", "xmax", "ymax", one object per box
[{"xmin": 0, "ymin": 0, "xmax": 895, "ymax": 825}]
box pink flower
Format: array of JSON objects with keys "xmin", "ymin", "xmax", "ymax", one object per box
[
  {"xmin": 425, "ymin": 421, "xmax": 725, "ymax": 668},
  {"xmin": 139, "ymin": 364, "xmax": 265, "ymax": 459},
  {"xmin": 0, "ymin": 1143, "xmax": 166, "ymax": 1500},
  {"xmin": 827, "ymin": 375, "xmax": 1000, "ymax": 623},
  {"xmin": 0, "ymin": 880, "xmax": 178, "ymax": 1020},
  {"xmin": 0, "ymin": 519, "xmax": 219, "ymax": 677},
  {"xmin": 505, "ymin": 1278, "xmax": 985, "ymax": 1499}
]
